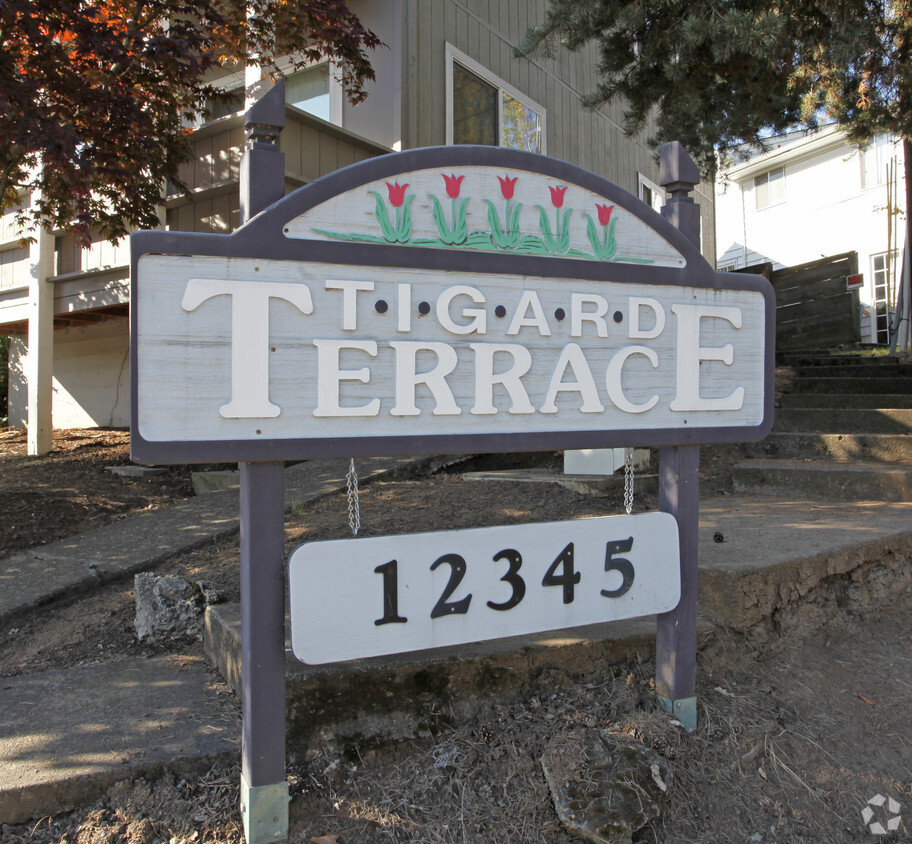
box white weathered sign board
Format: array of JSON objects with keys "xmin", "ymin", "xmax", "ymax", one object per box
[
  {"xmin": 135, "ymin": 256, "xmax": 766, "ymax": 444},
  {"xmin": 288, "ymin": 512, "xmax": 680, "ymax": 664}
]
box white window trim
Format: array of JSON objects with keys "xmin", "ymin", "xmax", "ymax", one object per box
[
  {"xmin": 276, "ymin": 58, "xmax": 343, "ymax": 125},
  {"xmin": 754, "ymin": 167, "xmax": 785, "ymax": 210},
  {"xmin": 445, "ymin": 43, "xmax": 546, "ymax": 154},
  {"xmin": 637, "ymin": 174, "xmax": 665, "ymax": 212},
  {"xmin": 860, "ymin": 134, "xmax": 897, "ymax": 191},
  {"xmin": 199, "ymin": 59, "xmax": 343, "ymax": 127}
]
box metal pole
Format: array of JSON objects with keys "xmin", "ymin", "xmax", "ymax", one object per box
[
  {"xmin": 236, "ymin": 81, "xmax": 290, "ymax": 844},
  {"xmin": 655, "ymin": 142, "xmax": 701, "ymax": 731}
]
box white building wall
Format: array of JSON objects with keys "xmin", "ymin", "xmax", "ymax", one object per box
[
  {"xmin": 342, "ymin": 0, "xmax": 402, "ymax": 150},
  {"xmin": 716, "ymin": 129, "xmax": 905, "ymax": 341},
  {"xmin": 8, "ymin": 318, "xmax": 130, "ymax": 429}
]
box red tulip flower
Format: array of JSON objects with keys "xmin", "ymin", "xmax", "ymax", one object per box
[
  {"xmin": 386, "ymin": 181, "xmax": 409, "ymax": 207},
  {"xmin": 596, "ymin": 203, "xmax": 614, "ymax": 226},
  {"xmin": 498, "ymin": 175, "xmax": 518, "ymax": 200},
  {"xmin": 549, "ymin": 185, "xmax": 568, "ymax": 207},
  {"xmin": 586, "ymin": 202, "xmax": 617, "ymax": 259},
  {"xmin": 442, "ymin": 173, "xmax": 464, "ymax": 198}
]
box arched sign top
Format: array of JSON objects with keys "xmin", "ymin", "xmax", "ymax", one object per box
[{"xmin": 274, "ymin": 147, "xmax": 688, "ymax": 270}]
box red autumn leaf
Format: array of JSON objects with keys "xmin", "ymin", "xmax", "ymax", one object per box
[{"xmin": 0, "ymin": 0, "xmax": 382, "ymax": 246}]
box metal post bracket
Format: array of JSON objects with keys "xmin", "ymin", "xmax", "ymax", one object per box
[
  {"xmin": 241, "ymin": 776, "xmax": 290, "ymax": 844},
  {"xmin": 657, "ymin": 695, "xmax": 697, "ymax": 732}
]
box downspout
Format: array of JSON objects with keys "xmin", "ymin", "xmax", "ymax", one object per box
[
  {"xmin": 890, "ymin": 139, "xmax": 912, "ymax": 353},
  {"xmin": 741, "ymin": 179, "xmax": 748, "ymax": 268}
]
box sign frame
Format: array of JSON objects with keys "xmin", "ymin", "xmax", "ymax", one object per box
[{"xmin": 131, "ymin": 145, "xmax": 775, "ymax": 465}]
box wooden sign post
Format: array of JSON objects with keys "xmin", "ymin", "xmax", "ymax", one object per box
[{"xmin": 131, "ymin": 85, "xmax": 774, "ymax": 843}]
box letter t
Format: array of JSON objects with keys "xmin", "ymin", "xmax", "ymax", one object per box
[{"xmin": 182, "ymin": 278, "xmax": 313, "ymax": 418}]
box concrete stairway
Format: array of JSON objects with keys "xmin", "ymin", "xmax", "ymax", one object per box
[{"xmin": 734, "ymin": 352, "xmax": 912, "ymax": 500}]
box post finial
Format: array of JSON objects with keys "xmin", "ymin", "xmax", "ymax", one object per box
[
  {"xmin": 244, "ymin": 79, "xmax": 287, "ymax": 150},
  {"xmin": 658, "ymin": 142, "xmax": 701, "ymax": 248}
]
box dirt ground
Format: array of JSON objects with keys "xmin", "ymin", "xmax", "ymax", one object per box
[
  {"xmin": 0, "ymin": 429, "xmax": 196, "ymax": 559},
  {"xmin": 1, "ymin": 429, "xmax": 911, "ymax": 843}
]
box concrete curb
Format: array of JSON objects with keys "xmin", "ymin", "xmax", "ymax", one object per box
[{"xmin": 204, "ymin": 601, "xmax": 713, "ymax": 754}]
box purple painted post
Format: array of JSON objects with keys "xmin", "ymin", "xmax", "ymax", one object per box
[
  {"xmin": 236, "ymin": 82, "xmax": 290, "ymax": 844},
  {"xmin": 656, "ymin": 141, "xmax": 701, "ymax": 731}
]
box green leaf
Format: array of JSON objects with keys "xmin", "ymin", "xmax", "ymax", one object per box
[
  {"xmin": 536, "ymin": 204, "xmax": 559, "ymax": 252},
  {"xmin": 585, "ymin": 213, "xmax": 601, "ymax": 255},
  {"xmin": 369, "ymin": 191, "xmax": 398, "ymax": 242},
  {"xmin": 453, "ymin": 197, "xmax": 469, "ymax": 244},
  {"xmin": 397, "ymin": 195, "xmax": 415, "ymax": 242},
  {"xmin": 430, "ymin": 194, "xmax": 457, "ymax": 243},
  {"xmin": 604, "ymin": 217, "xmax": 617, "ymax": 260},
  {"xmin": 506, "ymin": 202, "xmax": 523, "ymax": 248},
  {"xmin": 485, "ymin": 200, "xmax": 506, "ymax": 244}
]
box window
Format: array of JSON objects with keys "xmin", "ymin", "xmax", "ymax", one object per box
[
  {"xmin": 638, "ymin": 174, "xmax": 665, "ymax": 213},
  {"xmin": 446, "ymin": 44, "xmax": 545, "ymax": 153},
  {"xmin": 861, "ymin": 134, "xmax": 896, "ymax": 189},
  {"xmin": 286, "ymin": 64, "xmax": 339, "ymax": 122},
  {"xmin": 872, "ymin": 251, "xmax": 897, "ymax": 343},
  {"xmin": 206, "ymin": 87, "xmax": 243, "ymax": 121},
  {"xmin": 754, "ymin": 168, "xmax": 785, "ymax": 210}
]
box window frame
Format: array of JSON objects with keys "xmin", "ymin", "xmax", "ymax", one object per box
[
  {"xmin": 199, "ymin": 60, "xmax": 344, "ymax": 128},
  {"xmin": 280, "ymin": 59, "xmax": 343, "ymax": 125},
  {"xmin": 754, "ymin": 167, "xmax": 785, "ymax": 210},
  {"xmin": 638, "ymin": 174, "xmax": 665, "ymax": 213},
  {"xmin": 445, "ymin": 43, "xmax": 546, "ymax": 154},
  {"xmin": 860, "ymin": 134, "xmax": 896, "ymax": 190}
]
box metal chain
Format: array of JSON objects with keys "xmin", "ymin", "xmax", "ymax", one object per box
[
  {"xmin": 346, "ymin": 458, "xmax": 360, "ymax": 536},
  {"xmin": 624, "ymin": 447, "xmax": 635, "ymax": 515}
]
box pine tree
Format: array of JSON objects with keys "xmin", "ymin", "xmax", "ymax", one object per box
[{"xmin": 519, "ymin": 0, "xmax": 912, "ymax": 175}]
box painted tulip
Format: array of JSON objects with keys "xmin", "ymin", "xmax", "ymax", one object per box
[
  {"xmin": 442, "ymin": 173, "xmax": 464, "ymax": 198},
  {"xmin": 596, "ymin": 203, "xmax": 614, "ymax": 226},
  {"xmin": 549, "ymin": 185, "xmax": 568, "ymax": 207},
  {"xmin": 498, "ymin": 175, "xmax": 518, "ymax": 200},
  {"xmin": 386, "ymin": 182, "xmax": 409, "ymax": 207}
]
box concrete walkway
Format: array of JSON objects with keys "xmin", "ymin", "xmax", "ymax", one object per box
[
  {"xmin": 3, "ymin": 457, "xmax": 912, "ymax": 824},
  {"xmin": 0, "ymin": 455, "xmax": 442, "ymax": 824}
]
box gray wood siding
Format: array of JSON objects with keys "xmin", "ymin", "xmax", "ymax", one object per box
[
  {"xmin": 166, "ymin": 109, "xmax": 389, "ymax": 235},
  {"xmin": 402, "ymin": 0, "xmax": 715, "ymax": 260}
]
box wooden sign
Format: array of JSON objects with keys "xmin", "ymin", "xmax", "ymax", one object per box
[
  {"xmin": 131, "ymin": 147, "xmax": 775, "ymax": 463},
  {"xmin": 288, "ymin": 512, "xmax": 680, "ymax": 664}
]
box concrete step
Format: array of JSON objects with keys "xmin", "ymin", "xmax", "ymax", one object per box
[
  {"xmin": 733, "ymin": 458, "xmax": 912, "ymax": 501},
  {"xmin": 773, "ymin": 407, "xmax": 912, "ymax": 434},
  {"xmin": 792, "ymin": 363, "xmax": 912, "ymax": 379},
  {"xmin": 461, "ymin": 467, "xmax": 658, "ymax": 498},
  {"xmin": 787, "ymin": 376, "xmax": 912, "ymax": 394},
  {"xmin": 778, "ymin": 352, "xmax": 906, "ymax": 367},
  {"xmin": 777, "ymin": 393, "xmax": 912, "ymax": 409},
  {"xmin": 204, "ymin": 494, "xmax": 912, "ymax": 749},
  {"xmin": 746, "ymin": 432, "xmax": 912, "ymax": 462}
]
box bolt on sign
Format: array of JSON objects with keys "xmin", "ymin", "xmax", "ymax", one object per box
[{"xmin": 132, "ymin": 146, "xmax": 774, "ymax": 659}]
